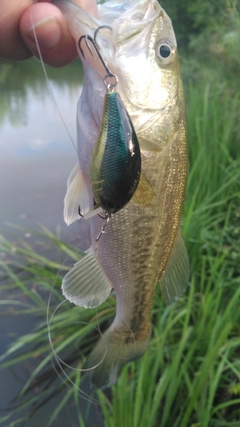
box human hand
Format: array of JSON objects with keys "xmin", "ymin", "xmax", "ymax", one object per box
[{"xmin": 0, "ymin": 0, "xmax": 99, "ymax": 67}]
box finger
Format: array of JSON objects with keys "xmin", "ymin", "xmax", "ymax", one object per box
[
  {"xmin": 20, "ymin": 3, "xmax": 78, "ymax": 67},
  {"xmin": 75, "ymin": 0, "xmax": 100, "ymax": 18},
  {"xmin": 0, "ymin": 0, "xmax": 33, "ymax": 60}
]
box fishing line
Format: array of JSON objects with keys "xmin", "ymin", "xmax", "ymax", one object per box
[
  {"xmin": 29, "ymin": 6, "xmax": 78, "ymax": 155},
  {"xmin": 45, "ymin": 225, "xmax": 114, "ymax": 403},
  {"xmin": 29, "ymin": 1, "xmax": 136, "ymax": 396},
  {"xmin": 48, "ymin": 300, "xmax": 107, "ymax": 374},
  {"xmin": 102, "ymin": 299, "xmax": 137, "ymax": 361},
  {"xmin": 46, "ymin": 245, "xmax": 103, "ymax": 405},
  {"xmin": 28, "ymin": 3, "xmax": 98, "ymax": 402}
]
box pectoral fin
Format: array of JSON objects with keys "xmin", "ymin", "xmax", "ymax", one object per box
[
  {"xmin": 159, "ymin": 228, "xmax": 189, "ymax": 304},
  {"xmin": 63, "ymin": 163, "xmax": 92, "ymax": 225},
  {"xmin": 132, "ymin": 173, "xmax": 155, "ymax": 207},
  {"xmin": 62, "ymin": 246, "xmax": 112, "ymax": 308}
]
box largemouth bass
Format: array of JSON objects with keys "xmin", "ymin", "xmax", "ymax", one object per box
[{"xmin": 53, "ymin": 0, "xmax": 189, "ymax": 388}]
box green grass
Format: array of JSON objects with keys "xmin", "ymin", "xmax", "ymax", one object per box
[{"xmin": 0, "ymin": 70, "xmax": 240, "ymax": 426}]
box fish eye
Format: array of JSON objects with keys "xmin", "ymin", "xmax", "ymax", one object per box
[
  {"xmin": 160, "ymin": 44, "xmax": 171, "ymax": 58},
  {"xmin": 155, "ymin": 40, "xmax": 175, "ymax": 64}
]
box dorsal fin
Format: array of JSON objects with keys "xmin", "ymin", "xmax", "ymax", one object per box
[{"xmin": 159, "ymin": 227, "xmax": 189, "ymax": 304}]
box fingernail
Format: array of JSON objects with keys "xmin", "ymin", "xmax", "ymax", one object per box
[{"xmin": 27, "ymin": 16, "xmax": 61, "ymax": 48}]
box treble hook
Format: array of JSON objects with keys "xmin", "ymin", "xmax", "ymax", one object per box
[{"xmin": 78, "ymin": 26, "xmax": 118, "ymax": 90}]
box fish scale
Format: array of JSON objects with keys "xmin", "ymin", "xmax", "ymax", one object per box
[
  {"xmin": 54, "ymin": 0, "xmax": 189, "ymax": 388},
  {"xmin": 86, "ymin": 132, "xmax": 188, "ymax": 383}
]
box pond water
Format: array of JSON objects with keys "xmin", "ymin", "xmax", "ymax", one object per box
[
  {"xmin": 0, "ymin": 59, "xmax": 102, "ymax": 426},
  {"xmin": 0, "ymin": 58, "xmax": 82, "ymax": 241}
]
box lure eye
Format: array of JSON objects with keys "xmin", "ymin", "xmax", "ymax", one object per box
[{"xmin": 156, "ymin": 40, "xmax": 175, "ymax": 64}]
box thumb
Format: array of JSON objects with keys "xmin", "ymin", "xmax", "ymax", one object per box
[{"xmin": 20, "ymin": 3, "xmax": 78, "ymax": 67}]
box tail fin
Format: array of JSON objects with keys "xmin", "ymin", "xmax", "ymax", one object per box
[{"xmin": 84, "ymin": 324, "xmax": 150, "ymax": 389}]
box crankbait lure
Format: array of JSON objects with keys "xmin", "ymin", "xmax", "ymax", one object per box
[{"xmin": 78, "ymin": 28, "xmax": 141, "ymax": 218}]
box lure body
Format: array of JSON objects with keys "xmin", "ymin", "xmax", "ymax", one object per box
[{"xmin": 90, "ymin": 91, "xmax": 141, "ymax": 214}]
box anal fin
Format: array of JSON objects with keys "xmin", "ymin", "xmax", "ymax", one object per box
[
  {"xmin": 84, "ymin": 324, "xmax": 150, "ymax": 389},
  {"xmin": 62, "ymin": 246, "xmax": 112, "ymax": 308}
]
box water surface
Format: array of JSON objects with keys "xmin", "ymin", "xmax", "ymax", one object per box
[{"xmin": 0, "ymin": 58, "xmax": 83, "ymax": 240}]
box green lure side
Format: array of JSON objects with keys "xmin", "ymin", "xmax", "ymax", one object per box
[{"xmin": 89, "ymin": 91, "xmax": 141, "ymax": 214}]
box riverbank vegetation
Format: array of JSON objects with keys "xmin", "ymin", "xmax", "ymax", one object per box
[{"xmin": 0, "ymin": 0, "xmax": 239, "ymax": 425}]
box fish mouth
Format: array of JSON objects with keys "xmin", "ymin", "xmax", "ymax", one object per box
[
  {"xmin": 53, "ymin": 0, "xmax": 165, "ymax": 84},
  {"xmin": 53, "ymin": 0, "xmax": 162, "ymax": 44},
  {"xmin": 99, "ymin": 0, "xmax": 162, "ymax": 43}
]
